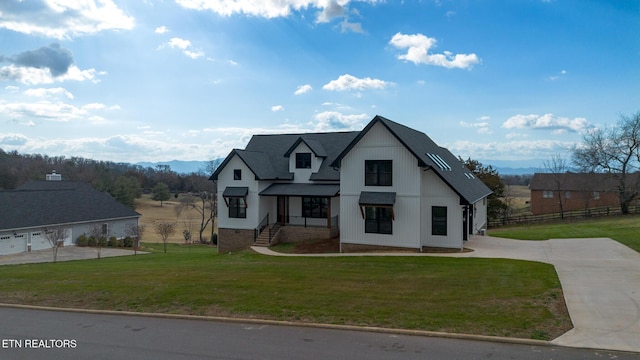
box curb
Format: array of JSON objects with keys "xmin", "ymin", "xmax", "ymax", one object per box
[{"xmin": 0, "ymin": 303, "xmax": 549, "ymax": 347}]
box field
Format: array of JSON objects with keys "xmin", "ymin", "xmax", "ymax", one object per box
[
  {"xmin": 135, "ymin": 194, "xmax": 216, "ymax": 244},
  {"xmin": 504, "ymin": 185, "xmax": 531, "ymax": 214}
]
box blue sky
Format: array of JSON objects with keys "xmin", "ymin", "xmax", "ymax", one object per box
[{"xmin": 1, "ymin": 1, "xmax": 638, "ymax": 168}]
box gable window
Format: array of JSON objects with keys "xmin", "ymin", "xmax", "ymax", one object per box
[
  {"xmin": 233, "ymin": 169, "xmax": 242, "ymax": 180},
  {"xmin": 228, "ymin": 197, "xmax": 247, "ymax": 218},
  {"xmin": 432, "ymin": 206, "xmax": 447, "ymax": 236},
  {"xmin": 542, "ymin": 190, "xmax": 553, "ymax": 199},
  {"xmin": 296, "ymin": 153, "xmax": 312, "ymax": 169},
  {"xmin": 302, "ymin": 197, "xmax": 328, "ymax": 218},
  {"xmin": 365, "ymin": 207, "xmax": 393, "ymax": 234},
  {"xmin": 365, "ymin": 160, "xmax": 392, "ymax": 186}
]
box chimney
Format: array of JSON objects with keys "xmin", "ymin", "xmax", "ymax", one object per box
[{"xmin": 46, "ymin": 170, "xmax": 62, "ymax": 181}]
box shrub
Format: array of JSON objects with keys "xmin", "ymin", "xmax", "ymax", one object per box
[
  {"xmin": 88, "ymin": 236, "xmax": 97, "ymax": 247},
  {"xmin": 76, "ymin": 234, "xmax": 88, "ymax": 247},
  {"xmin": 116, "ymin": 239, "xmax": 124, "ymax": 247},
  {"xmin": 98, "ymin": 237, "xmax": 108, "ymax": 247},
  {"xmin": 108, "ymin": 236, "xmax": 117, "ymax": 247},
  {"xmin": 123, "ymin": 236, "xmax": 133, "ymax": 248}
]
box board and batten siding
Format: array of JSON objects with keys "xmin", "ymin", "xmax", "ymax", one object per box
[
  {"xmin": 420, "ymin": 169, "xmax": 464, "ymax": 249},
  {"xmin": 216, "ymin": 154, "xmax": 260, "ymax": 230},
  {"xmin": 339, "ymin": 121, "xmax": 422, "ymax": 249},
  {"xmin": 473, "ymin": 197, "xmax": 488, "ymax": 233},
  {"xmin": 288, "ymin": 142, "xmax": 322, "ymax": 183}
]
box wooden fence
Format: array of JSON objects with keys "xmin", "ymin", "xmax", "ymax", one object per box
[{"xmin": 488, "ymin": 205, "xmax": 640, "ymax": 228}]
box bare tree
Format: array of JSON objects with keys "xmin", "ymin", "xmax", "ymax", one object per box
[
  {"xmin": 153, "ymin": 221, "xmax": 175, "ymax": 253},
  {"xmin": 175, "ymin": 191, "xmax": 216, "ymax": 244},
  {"xmin": 543, "ymin": 154, "xmax": 571, "ymax": 219},
  {"xmin": 44, "ymin": 226, "xmax": 69, "ymax": 262},
  {"xmin": 88, "ymin": 223, "xmax": 108, "ymax": 259},
  {"xmin": 124, "ymin": 222, "xmax": 145, "ymax": 255},
  {"xmin": 572, "ymin": 112, "xmax": 640, "ymax": 214}
]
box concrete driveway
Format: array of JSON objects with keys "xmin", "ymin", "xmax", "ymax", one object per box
[
  {"xmin": 252, "ymin": 236, "xmax": 640, "ymax": 353},
  {"xmin": 0, "ymin": 246, "xmax": 145, "ymax": 265}
]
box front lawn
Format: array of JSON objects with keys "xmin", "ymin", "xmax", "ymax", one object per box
[
  {"xmin": 0, "ymin": 243, "xmax": 570, "ymax": 340},
  {"xmin": 489, "ymin": 214, "xmax": 640, "ymax": 252}
]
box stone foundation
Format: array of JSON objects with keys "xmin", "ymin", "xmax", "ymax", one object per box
[
  {"xmin": 218, "ymin": 228, "xmax": 255, "ymax": 253},
  {"xmin": 273, "ymin": 226, "xmax": 339, "ymax": 245},
  {"xmin": 340, "ymin": 243, "xmax": 420, "ymax": 253}
]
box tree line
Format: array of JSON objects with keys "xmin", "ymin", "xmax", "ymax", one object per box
[{"xmin": 0, "ymin": 149, "xmax": 216, "ymax": 209}]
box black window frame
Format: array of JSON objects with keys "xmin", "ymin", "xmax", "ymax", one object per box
[
  {"xmin": 364, "ymin": 206, "xmax": 393, "ymax": 234},
  {"xmin": 296, "ymin": 153, "xmax": 312, "ymax": 169},
  {"xmin": 233, "ymin": 169, "xmax": 241, "ymax": 180},
  {"xmin": 228, "ymin": 197, "xmax": 247, "ymax": 218},
  {"xmin": 302, "ymin": 197, "xmax": 328, "ymax": 218},
  {"xmin": 365, "ymin": 160, "xmax": 392, "ymax": 186},
  {"xmin": 432, "ymin": 206, "xmax": 447, "ymax": 236}
]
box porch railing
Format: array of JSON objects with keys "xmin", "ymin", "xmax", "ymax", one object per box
[
  {"xmin": 281, "ymin": 215, "xmax": 339, "ymax": 228},
  {"xmin": 254, "ymin": 213, "xmax": 269, "ymax": 240}
]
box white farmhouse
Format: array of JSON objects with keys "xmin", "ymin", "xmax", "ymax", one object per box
[{"xmin": 211, "ymin": 116, "xmax": 492, "ymax": 253}]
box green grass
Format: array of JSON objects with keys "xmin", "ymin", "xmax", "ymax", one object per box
[
  {"xmin": 489, "ymin": 214, "xmax": 640, "ymax": 252},
  {"xmin": 0, "ymin": 243, "xmax": 570, "ymax": 340}
]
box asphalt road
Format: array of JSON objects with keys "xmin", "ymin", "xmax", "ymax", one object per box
[{"xmin": 0, "ymin": 307, "xmax": 637, "ymax": 360}]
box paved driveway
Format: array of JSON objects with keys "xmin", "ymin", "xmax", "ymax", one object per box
[
  {"xmin": 253, "ymin": 236, "xmax": 640, "ymax": 353},
  {"xmin": 0, "ymin": 246, "xmax": 145, "ymax": 265}
]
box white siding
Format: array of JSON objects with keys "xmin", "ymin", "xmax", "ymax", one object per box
[
  {"xmin": 340, "ymin": 122, "xmax": 422, "ymax": 249},
  {"xmin": 288, "ymin": 142, "xmax": 322, "ymax": 183},
  {"xmin": 420, "ymin": 170, "xmax": 464, "ymax": 248},
  {"xmin": 216, "ymin": 155, "xmax": 261, "ymax": 229},
  {"xmin": 473, "ymin": 197, "xmax": 488, "ymax": 234}
]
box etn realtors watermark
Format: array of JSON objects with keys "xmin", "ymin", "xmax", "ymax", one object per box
[{"xmin": 2, "ymin": 338, "xmax": 77, "ymax": 349}]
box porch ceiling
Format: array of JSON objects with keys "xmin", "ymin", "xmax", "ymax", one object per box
[{"xmin": 259, "ymin": 183, "xmax": 340, "ymax": 197}]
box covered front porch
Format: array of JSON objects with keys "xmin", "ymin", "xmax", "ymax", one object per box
[{"xmin": 255, "ymin": 183, "xmax": 340, "ymax": 245}]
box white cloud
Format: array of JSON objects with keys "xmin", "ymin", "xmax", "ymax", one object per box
[
  {"xmin": 271, "ymin": 105, "xmax": 285, "ymax": 112},
  {"xmin": 294, "ymin": 84, "xmax": 313, "ymax": 95},
  {"xmin": 460, "ymin": 117, "xmax": 492, "ymax": 134},
  {"xmin": 0, "ymin": 99, "xmax": 118, "ymax": 124},
  {"xmin": 165, "ymin": 37, "xmax": 205, "ymax": 59},
  {"xmin": 0, "ymin": 64, "xmax": 102, "ymax": 85},
  {"xmin": 155, "ymin": 26, "xmax": 169, "ymax": 34},
  {"xmin": 502, "ymin": 113, "xmax": 591, "ymax": 133},
  {"xmin": 389, "ymin": 32, "xmax": 480, "ymax": 69},
  {"xmin": 312, "ymin": 111, "xmax": 368, "ymax": 131},
  {"xmin": 549, "ymin": 69, "xmax": 567, "ymax": 81},
  {"xmin": 449, "ymin": 139, "xmax": 576, "ymax": 161},
  {"xmin": 323, "ymin": 74, "xmax": 391, "ymax": 91},
  {"xmin": 24, "ymin": 87, "xmax": 74, "ymax": 99},
  {"xmin": 0, "ymin": 0, "xmax": 135, "ymax": 39}
]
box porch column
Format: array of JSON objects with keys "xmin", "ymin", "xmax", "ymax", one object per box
[{"xmin": 326, "ymin": 196, "xmax": 331, "ymax": 229}]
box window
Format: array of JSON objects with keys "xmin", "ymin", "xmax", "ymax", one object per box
[
  {"xmin": 365, "ymin": 160, "xmax": 392, "ymax": 186},
  {"xmin": 302, "ymin": 197, "xmax": 328, "ymax": 218},
  {"xmin": 233, "ymin": 169, "xmax": 241, "ymax": 180},
  {"xmin": 365, "ymin": 207, "xmax": 393, "ymax": 234},
  {"xmin": 228, "ymin": 197, "xmax": 247, "ymax": 218},
  {"xmin": 432, "ymin": 206, "xmax": 447, "ymax": 236},
  {"xmin": 296, "ymin": 153, "xmax": 311, "ymax": 169},
  {"xmin": 101, "ymin": 223, "xmax": 109, "ymax": 235},
  {"xmin": 542, "ymin": 190, "xmax": 553, "ymax": 199},
  {"xmin": 565, "ymin": 191, "xmax": 571, "ymax": 199},
  {"xmin": 593, "ymin": 191, "xmax": 600, "ymax": 200}
]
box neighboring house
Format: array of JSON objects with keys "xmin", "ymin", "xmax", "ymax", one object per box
[
  {"xmin": 0, "ymin": 174, "xmax": 141, "ymax": 256},
  {"xmin": 529, "ymin": 172, "xmax": 640, "ymax": 215},
  {"xmin": 211, "ymin": 115, "xmax": 492, "ymax": 253}
]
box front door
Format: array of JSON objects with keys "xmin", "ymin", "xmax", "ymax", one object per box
[{"xmin": 277, "ymin": 196, "xmax": 285, "ymax": 225}]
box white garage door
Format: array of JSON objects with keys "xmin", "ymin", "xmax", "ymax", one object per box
[
  {"xmin": 30, "ymin": 231, "xmax": 50, "ymax": 251},
  {"xmin": 0, "ymin": 234, "xmax": 27, "ymax": 255}
]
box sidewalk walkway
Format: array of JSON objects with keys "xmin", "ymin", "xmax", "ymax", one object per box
[{"xmin": 252, "ymin": 236, "xmax": 640, "ymax": 353}]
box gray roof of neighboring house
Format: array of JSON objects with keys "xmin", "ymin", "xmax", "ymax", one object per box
[
  {"xmin": 332, "ymin": 115, "xmax": 493, "ymax": 205},
  {"xmin": 530, "ymin": 172, "xmax": 640, "ymax": 191},
  {"xmin": 210, "ymin": 131, "xmax": 359, "ymax": 182},
  {"xmin": 0, "ymin": 181, "xmax": 140, "ymax": 231}
]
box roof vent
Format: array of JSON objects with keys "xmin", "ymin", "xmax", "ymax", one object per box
[{"xmin": 46, "ymin": 170, "xmax": 62, "ymax": 181}]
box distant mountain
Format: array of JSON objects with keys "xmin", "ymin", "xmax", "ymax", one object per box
[
  {"xmin": 480, "ymin": 159, "xmax": 544, "ymax": 176},
  {"xmin": 135, "ymin": 159, "xmax": 223, "ymax": 174}
]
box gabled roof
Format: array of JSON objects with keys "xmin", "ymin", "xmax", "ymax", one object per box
[
  {"xmin": 0, "ymin": 181, "xmax": 140, "ymax": 231},
  {"xmin": 210, "ymin": 131, "xmax": 359, "ymax": 181},
  {"xmin": 332, "ymin": 115, "xmax": 493, "ymax": 205},
  {"xmin": 530, "ymin": 172, "xmax": 639, "ymax": 191}
]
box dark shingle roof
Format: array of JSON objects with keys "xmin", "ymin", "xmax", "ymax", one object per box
[
  {"xmin": 358, "ymin": 191, "xmax": 396, "ymax": 206},
  {"xmin": 210, "ymin": 131, "xmax": 359, "ymax": 181},
  {"xmin": 0, "ymin": 181, "xmax": 140, "ymax": 231},
  {"xmin": 259, "ymin": 183, "xmax": 340, "ymax": 197},
  {"xmin": 332, "ymin": 115, "xmax": 493, "ymax": 205}
]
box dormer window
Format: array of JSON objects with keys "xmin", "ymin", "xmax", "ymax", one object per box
[
  {"xmin": 233, "ymin": 169, "xmax": 241, "ymax": 180},
  {"xmin": 296, "ymin": 153, "xmax": 311, "ymax": 169}
]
